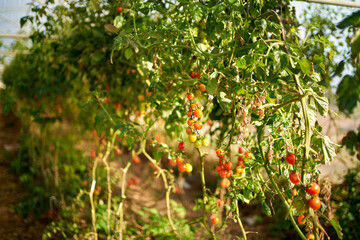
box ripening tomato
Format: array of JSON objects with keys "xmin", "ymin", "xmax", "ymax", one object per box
[
  {"xmin": 220, "ymin": 178, "xmax": 231, "ymax": 188},
  {"xmin": 245, "ymin": 151, "xmax": 252, "ymax": 158},
  {"xmin": 194, "ymin": 121, "xmax": 203, "ymax": 130},
  {"xmin": 286, "ymin": 153, "xmax": 296, "ymax": 165},
  {"xmin": 138, "ymin": 95, "xmax": 145, "ymax": 101},
  {"xmin": 225, "ymin": 170, "xmax": 233, "ymax": 178},
  {"xmin": 238, "ymin": 147, "xmax": 244, "ymax": 154},
  {"xmin": 187, "ymin": 93, "xmax": 195, "ymax": 101},
  {"xmin": 219, "ymin": 158, "xmax": 224, "ymax": 166},
  {"xmin": 178, "ymin": 163, "xmax": 187, "ymax": 172},
  {"xmin": 116, "ymin": 7, "xmax": 123, "ymax": 13},
  {"xmin": 235, "ymin": 166, "xmax": 244, "ymax": 174},
  {"xmin": 202, "ymin": 138, "xmax": 209, "ymax": 147},
  {"xmin": 178, "ymin": 142, "xmax": 185, "ymax": 150},
  {"xmin": 189, "ymin": 103, "xmax": 198, "ymax": 111},
  {"xmin": 186, "ymin": 127, "xmax": 192, "ymax": 135},
  {"xmin": 168, "ymin": 159, "xmax": 176, "ymax": 167},
  {"xmin": 298, "ymin": 215, "xmax": 306, "ymax": 225},
  {"xmin": 308, "ymin": 196, "xmax": 321, "ymax": 210},
  {"xmin": 133, "ymin": 154, "xmax": 140, "ymax": 164},
  {"xmin": 185, "ymin": 163, "xmax": 193, "ymax": 172},
  {"xmin": 292, "ymin": 188, "xmax": 298, "ymax": 197},
  {"xmin": 195, "ymin": 140, "xmax": 202, "ymax": 148},
  {"xmin": 216, "ymin": 149, "xmax": 225, "ymax": 157},
  {"xmin": 187, "ymin": 111, "xmax": 193, "ymax": 117},
  {"xmin": 216, "ymin": 199, "xmax": 224, "ymax": 206},
  {"xmin": 306, "ymin": 233, "xmax": 315, "ymax": 240},
  {"xmin": 224, "ymin": 162, "xmax": 232, "ymax": 171},
  {"xmin": 216, "ymin": 165, "xmax": 223, "ymax": 173},
  {"xmin": 198, "ymin": 84, "xmax": 206, "ymax": 92},
  {"xmin": 237, "ymin": 159, "xmax": 245, "ymax": 167},
  {"xmin": 187, "ymin": 118, "xmax": 194, "ymax": 126},
  {"xmin": 194, "ymin": 109, "xmax": 203, "ymax": 118},
  {"xmin": 189, "ymin": 134, "xmax": 197, "ymax": 143},
  {"xmin": 211, "ymin": 216, "xmax": 219, "ymax": 225},
  {"xmin": 306, "ymin": 182, "xmax": 320, "ymax": 195},
  {"xmin": 289, "ymin": 172, "xmax": 301, "ymax": 185},
  {"xmin": 176, "ymin": 157, "xmax": 183, "ymax": 165},
  {"xmin": 190, "ymin": 71, "xmax": 197, "ymax": 78}
]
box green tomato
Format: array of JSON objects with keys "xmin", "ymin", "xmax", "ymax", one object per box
[
  {"xmin": 202, "ymin": 138, "xmax": 209, "ymax": 147},
  {"xmin": 195, "ymin": 140, "xmax": 202, "ymax": 148},
  {"xmin": 195, "ymin": 90, "xmax": 201, "ymax": 98}
]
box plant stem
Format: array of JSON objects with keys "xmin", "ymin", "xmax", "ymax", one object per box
[
  {"xmin": 116, "ymin": 161, "xmax": 131, "ymax": 240},
  {"xmin": 235, "ymin": 200, "xmax": 247, "ymax": 240},
  {"xmin": 196, "ymin": 148, "xmax": 217, "ymax": 240}
]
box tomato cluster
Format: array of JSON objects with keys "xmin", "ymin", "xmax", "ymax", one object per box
[
  {"xmin": 215, "ymin": 149, "xmax": 233, "ymax": 181},
  {"xmin": 185, "ymin": 83, "xmax": 208, "ymax": 149}
]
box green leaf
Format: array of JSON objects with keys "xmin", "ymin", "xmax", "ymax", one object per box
[
  {"xmin": 337, "ymin": 10, "xmax": 360, "ymax": 29},
  {"xmin": 320, "ymin": 134, "xmax": 338, "ymax": 164},
  {"xmin": 329, "ymin": 218, "xmax": 343, "ymax": 239},
  {"xmin": 259, "ymin": 192, "xmax": 271, "ymax": 216},
  {"xmin": 217, "ymin": 91, "xmax": 231, "ymax": 113},
  {"xmin": 293, "ymin": 195, "xmax": 307, "ymax": 215},
  {"xmin": 336, "ymin": 75, "xmax": 360, "ymax": 115},
  {"xmin": 125, "ymin": 48, "xmax": 133, "ymax": 60},
  {"xmin": 236, "ymin": 58, "xmax": 247, "ymax": 69},
  {"xmin": 114, "ymin": 15, "xmax": 125, "ymax": 29},
  {"xmin": 311, "ymin": 90, "xmax": 329, "ymax": 117},
  {"xmin": 189, "ymin": 3, "xmax": 206, "ymax": 22},
  {"xmin": 298, "ymin": 57, "xmax": 312, "ymax": 76},
  {"xmin": 350, "ymin": 28, "xmax": 360, "ymax": 58},
  {"xmin": 126, "ymin": 136, "xmax": 135, "ymax": 150}
]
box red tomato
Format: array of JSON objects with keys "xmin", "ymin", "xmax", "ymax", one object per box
[
  {"xmin": 306, "ymin": 182, "xmax": 320, "ymax": 195},
  {"xmin": 186, "ymin": 127, "xmax": 192, "ymax": 135},
  {"xmin": 178, "ymin": 163, "xmax": 187, "ymax": 172},
  {"xmin": 187, "ymin": 93, "xmax": 195, "ymax": 101},
  {"xmin": 133, "ymin": 154, "xmax": 140, "ymax": 164},
  {"xmin": 238, "ymin": 147, "xmax": 244, "ymax": 154},
  {"xmin": 187, "ymin": 118, "xmax": 194, "ymax": 126},
  {"xmin": 211, "ymin": 216, "xmax": 219, "ymax": 225},
  {"xmin": 176, "ymin": 157, "xmax": 183, "ymax": 165},
  {"xmin": 216, "ymin": 165, "xmax": 223, "ymax": 174},
  {"xmin": 178, "ymin": 142, "xmax": 185, "ymax": 150},
  {"xmin": 286, "ymin": 153, "xmax": 296, "ymax": 165},
  {"xmin": 289, "ymin": 172, "xmax": 301, "ymax": 185},
  {"xmin": 308, "ymin": 196, "xmax": 321, "ymax": 210},
  {"xmin": 237, "ymin": 159, "xmax": 245, "ymax": 167},
  {"xmin": 216, "ymin": 199, "xmax": 224, "ymax": 206},
  {"xmin": 219, "ymin": 169, "xmax": 228, "ymax": 178},
  {"xmin": 116, "ymin": 7, "xmax": 123, "ymax": 13},
  {"xmin": 225, "ymin": 170, "xmax": 233, "ymax": 178},
  {"xmin": 224, "ymin": 162, "xmax": 232, "ymax": 171},
  {"xmin": 298, "ymin": 215, "xmax": 306, "ymax": 225},
  {"xmin": 168, "ymin": 159, "xmax": 176, "ymax": 167},
  {"xmin": 187, "ymin": 111, "xmax": 193, "ymax": 117},
  {"xmin": 216, "ymin": 149, "xmax": 225, "ymax": 157}
]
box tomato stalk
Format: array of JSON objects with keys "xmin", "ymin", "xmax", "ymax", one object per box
[
  {"xmin": 196, "ymin": 148, "xmax": 217, "ymax": 240},
  {"xmin": 116, "ymin": 161, "xmax": 131, "ymax": 240}
]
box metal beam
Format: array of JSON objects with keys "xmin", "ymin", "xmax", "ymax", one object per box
[
  {"xmin": 0, "ymin": 34, "xmax": 29, "ymax": 39},
  {"xmin": 301, "ymin": 0, "xmax": 360, "ymax": 8}
]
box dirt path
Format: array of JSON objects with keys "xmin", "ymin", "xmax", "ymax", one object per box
[{"xmin": 0, "ymin": 107, "xmax": 44, "ymax": 239}]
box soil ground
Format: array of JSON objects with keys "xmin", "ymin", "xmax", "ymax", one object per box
[{"xmin": 0, "ymin": 107, "xmax": 45, "ymax": 240}]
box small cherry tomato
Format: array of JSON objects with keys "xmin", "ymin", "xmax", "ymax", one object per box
[
  {"xmin": 138, "ymin": 95, "xmax": 145, "ymax": 101},
  {"xmin": 306, "ymin": 233, "xmax": 315, "ymax": 240},
  {"xmin": 235, "ymin": 166, "xmax": 244, "ymax": 174},
  {"xmin": 292, "ymin": 188, "xmax": 298, "ymax": 197},
  {"xmin": 216, "ymin": 149, "xmax": 225, "ymax": 157},
  {"xmin": 189, "ymin": 134, "xmax": 197, "ymax": 143},
  {"xmin": 202, "ymin": 138, "xmax": 209, "ymax": 147},
  {"xmin": 306, "ymin": 182, "xmax": 320, "ymax": 196},
  {"xmin": 186, "ymin": 127, "xmax": 192, "ymax": 135},
  {"xmin": 211, "ymin": 216, "xmax": 219, "ymax": 225},
  {"xmin": 308, "ymin": 196, "xmax": 321, "ymax": 210},
  {"xmin": 238, "ymin": 147, "xmax": 244, "ymax": 154},
  {"xmin": 187, "ymin": 93, "xmax": 195, "ymax": 101},
  {"xmin": 133, "ymin": 153, "xmax": 140, "ymax": 164},
  {"xmin": 195, "ymin": 90, "xmax": 201, "ymax": 98},
  {"xmin": 194, "ymin": 109, "xmax": 203, "ymax": 118},
  {"xmin": 220, "ymin": 178, "xmax": 231, "ymax": 188},
  {"xmin": 224, "ymin": 162, "xmax": 232, "ymax": 171},
  {"xmin": 185, "ymin": 163, "xmax": 193, "ymax": 172},
  {"xmin": 194, "ymin": 121, "xmax": 203, "ymax": 130},
  {"xmin": 176, "ymin": 157, "xmax": 183, "ymax": 165},
  {"xmin": 178, "ymin": 163, "xmax": 187, "ymax": 172},
  {"xmin": 289, "ymin": 172, "xmax": 301, "ymax": 185},
  {"xmin": 189, "ymin": 103, "xmax": 198, "ymax": 111},
  {"xmin": 225, "ymin": 170, "xmax": 233, "ymax": 178},
  {"xmin": 219, "ymin": 169, "xmax": 228, "ymax": 178},
  {"xmin": 245, "ymin": 151, "xmax": 252, "ymax": 158},
  {"xmin": 178, "ymin": 142, "xmax": 185, "ymax": 150},
  {"xmin": 286, "ymin": 153, "xmax": 296, "ymax": 165},
  {"xmin": 187, "ymin": 118, "xmax": 194, "ymax": 126},
  {"xmin": 298, "ymin": 215, "xmax": 306, "ymax": 225},
  {"xmin": 216, "ymin": 165, "xmax": 223, "ymax": 173},
  {"xmin": 195, "ymin": 140, "xmax": 202, "ymax": 148},
  {"xmin": 237, "ymin": 159, "xmax": 245, "ymax": 167},
  {"xmin": 187, "ymin": 111, "xmax": 193, "ymax": 117},
  {"xmin": 198, "ymin": 84, "xmax": 206, "ymax": 92},
  {"xmin": 116, "ymin": 7, "xmax": 123, "ymax": 13}
]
